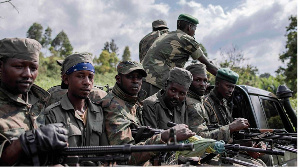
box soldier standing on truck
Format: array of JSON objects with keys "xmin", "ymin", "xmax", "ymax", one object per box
[
  {"xmin": 139, "ymin": 19, "xmax": 169, "ymax": 62},
  {"xmin": 141, "ymin": 13, "xmax": 218, "ymax": 99},
  {"xmin": 100, "ymin": 61, "xmax": 195, "ymax": 166},
  {"xmin": 0, "ymin": 38, "xmax": 68, "ymax": 166},
  {"xmin": 44, "ymin": 53, "xmax": 109, "ymax": 166}
]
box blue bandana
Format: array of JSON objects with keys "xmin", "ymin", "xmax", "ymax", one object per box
[{"xmin": 65, "ymin": 62, "xmax": 95, "ymax": 75}]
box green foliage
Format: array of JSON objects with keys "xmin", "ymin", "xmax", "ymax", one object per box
[
  {"xmin": 51, "ymin": 31, "xmax": 73, "ymax": 57},
  {"xmin": 26, "ymin": 22, "xmax": 43, "ymax": 43},
  {"xmin": 122, "ymin": 46, "xmax": 131, "ymax": 61},
  {"xmin": 41, "ymin": 27, "xmax": 52, "ymax": 48},
  {"xmin": 109, "ymin": 39, "xmax": 118, "ymax": 53},
  {"xmin": 94, "ymin": 50, "xmax": 119, "ymax": 74},
  {"xmin": 277, "ymin": 16, "xmax": 297, "ymax": 94}
]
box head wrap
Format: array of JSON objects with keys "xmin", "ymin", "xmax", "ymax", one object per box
[
  {"xmin": 0, "ymin": 38, "xmax": 41, "ymax": 62},
  {"xmin": 61, "ymin": 53, "xmax": 95, "ymax": 89},
  {"xmin": 186, "ymin": 63, "xmax": 207, "ymax": 75},
  {"xmin": 167, "ymin": 67, "xmax": 193, "ymax": 89}
]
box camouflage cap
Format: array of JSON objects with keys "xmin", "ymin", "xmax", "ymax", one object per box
[
  {"xmin": 61, "ymin": 53, "xmax": 94, "ymax": 75},
  {"xmin": 117, "ymin": 61, "xmax": 147, "ymax": 77},
  {"xmin": 168, "ymin": 67, "xmax": 193, "ymax": 89},
  {"xmin": 178, "ymin": 14, "xmax": 199, "ymax": 25},
  {"xmin": 186, "ymin": 63, "xmax": 207, "ymax": 75},
  {"xmin": 0, "ymin": 38, "xmax": 41, "ymax": 62},
  {"xmin": 152, "ymin": 19, "xmax": 168, "ymax": 29},
  {"xmin": 216, "ymin": 68, "xmax": 239, "ymax": 84}
]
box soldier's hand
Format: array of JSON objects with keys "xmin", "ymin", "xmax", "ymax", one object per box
[
  {"xmin": 161, "ymin": 124, "xmax": 195, "ymax": 142},
  {"xmin": 19, "ymin": 123, "xmax": 68, "ymax": 157},
  {"xmin": 229, "ymin": 118, "xmax": 250, "ymax": 133}
]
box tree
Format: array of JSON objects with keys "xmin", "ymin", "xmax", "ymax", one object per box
[
  {"xmin": 276, "ymin": 16, "xmax": 297, "ymax": 94},
  {"xmin": 26, "ymin": 22, "xmax": 43, "ymax": 43},
  {"xmin": 41, "ymin": 27, "xmax": 52, "ymax": 48},
  {"xmin": 217, "ymin": 44, "xmax": 259, "ymax": 86},
  {"xmin": 110, "ymin": 39, "xmax": 118, "ymax": 53},
  {"xmin": 103, "ymin": 42, "xmax": 110, "ymax": 52},
  {"xmin": 122, "ymin": 46, "xmax": 131, "ymax": 61},
  {"xmin": 260, "ymin": 73, "xmax": 271, "ymax": 78},
  {"xmin": 51, "ymin": 31, "xmax": 73, "ymax": 57}
]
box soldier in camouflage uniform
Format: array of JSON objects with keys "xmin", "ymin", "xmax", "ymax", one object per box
[
  {"xmin": 0, "ymin": 38, "xmax": 68, "ymax": 166},
  {"xmin": 204, "ymin": 68, "xmax": 250, "ymax": 138},
  {"xmin": 46, "ymin": 59, "xmax": 107, "ymax": 107},
  {"xmin": 139, "ymin": 19, "xmax": 169, "ymax": 62},
  {"xmin": 186, "ymin": 63, "xmax": 232, "ymax": 142},
  {"xmin": 141, "ymin": 13, "xmax": 218, "ymax": 98},
  {"xmin": 204, "ymin": 68, "xmax": 268, "ymax": 166},
  {"xmin": 44, "ymin": 53, "xmax": 108, "ymax": 166},
  {"xmin": 100, "ymin": 61, "xmax": 195, "ymax": 166},
  {"xmin": 142, "ymin": 67, "xmax": 193, "ymax": 129}
]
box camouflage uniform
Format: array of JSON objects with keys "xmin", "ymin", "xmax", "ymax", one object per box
[
  {"xmin": 142, "ymin": 29, "xmax": 205, "ymax": 90},
  {"xmin": 143, "ymin": 90, "xmax": 189, "ymax": 129},
  {"xmin": 45, "ymin": 94, "xmax": 108, "ymax": 147},
  {"xmin": 101, "ymin": 84, "xmax": 165, "ymax": 165},
  {"xmin": 186, "ymin": 90, "xmax": 231, "ymax": 142},
  {"xmin": 139, "ymin": 19, "xmax": 169, "ymax": 62},
  {"xmin": 46, "ymin": 85, "xmax": 107, "ymax": 107},
  {"xmin": 0, "ymin": 85, "xmax": 50, "ymax": 157},
  {"xmin": 139, "ymin": 29, "xmax": 169, "ymax": 62}
]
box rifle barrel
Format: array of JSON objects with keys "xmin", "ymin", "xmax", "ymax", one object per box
[
  {"xmin": 225, "ymin": 144, "xmax": 285, "ymax": 156},
  {"xmin": 61, "ymin": 143, "xmax": 194, "ymax": 156}
]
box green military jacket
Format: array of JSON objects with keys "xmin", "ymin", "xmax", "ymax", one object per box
[
  {"xmin": 186, "ymin": 90, "xmax": 231, "ymax": 143},
  {"xmin": 0, "ymin": 84, "xmax": 50, "ymax": 165},
  {"xmin": 142, "ymin": 29, "xmax": 205, "ymax": 89},
  {"xmin": 142, "ymin": 90, "xmax": 188, "ymax": 129},
  {"xmin": 44, "ymin": 94, "xmax": 108, "ymax": 147},
  {"xmin": 101, "ymin": 84, "xmax": 164, "ymax": 165},
  {"xmin": 139, "ymin": 29, "xmax": 169, "ymax": 62},
  {"xmin": 46, "ymin": 85, "xmax": 107, "ymax": 107}
]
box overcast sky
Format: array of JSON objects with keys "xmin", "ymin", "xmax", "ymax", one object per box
[{"xmin": 0, "ymin": 0, "xmax": 297, "ymax": 75}]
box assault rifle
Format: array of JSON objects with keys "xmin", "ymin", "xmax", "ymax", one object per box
[
  {"xmin": 131, "ymin": 121, "xmax": 177, "ymax": 143},
  {"xmin": 201, "ymin": 144, "xmax": 285, "ymax": 166},
  {"xmin": 233, "ymin": 128, "xmax": 297, "ymax": 153},
  {"xmin": 50, "ymin": 128, "xmax": 194, "ymax": 166}
]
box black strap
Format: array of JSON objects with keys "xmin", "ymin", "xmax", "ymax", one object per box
[{"xmin": 25, "ymin": 131, "xmax": 40, "ymax": 166}]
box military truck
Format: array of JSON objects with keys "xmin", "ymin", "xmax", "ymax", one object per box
[{"xmin": 228, "ymin": 85, "xmax": 297, "ymax": 166}]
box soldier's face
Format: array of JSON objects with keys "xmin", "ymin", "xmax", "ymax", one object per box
[
  {"xmin": 217, "ymin": 80, "xmax": 235, "ymax": 99},
  {"xmin": 117, "ymin": 71, "xmax": 143, "ymax": 96},
  {"xmin": 64, "ymin": 70, "xmax": 94, "ymax": 99},
  {"xmin": 163, "ymin": 82, "xmax": 188, "ymax": 109},
  {"xmin": 190, "ymin": 73, "xmax": 208, "ymax": 96},
  {"xmin": 0, "ymin": 58, "xmax": 38, "ymax": 95},
  {"xmin": 188, "ymin": 24, "xmax": 197, "ymax": 37}
]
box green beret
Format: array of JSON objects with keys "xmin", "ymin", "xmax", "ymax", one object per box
[
  {"xmin": 168, "ymin": 67, "xmax": 193, "ymax": 89},
  {"xmin": 216, "ymin": 68, "xmax": 239, "ymax": 84},
  {"xmin": 61, "ymin": 53, "xmax": 94, "ymax": 75},
  {"xmin": 186, "ymin": 63, "xmax": 206, "ymax": 75},
  {"xmin": 0, "ymin": 38, "xmax": 41, "ymax": 62},
  {"xmin": 178, "ymin": 14, "xmax": 199, "ymax": 25},
  {"xmin": 117, "ymin": 61, "xmax": 147, "ymax": 77},
  {"xmin": 152, "ymin": 20, "xmax": 168, "ymax": 29}
]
